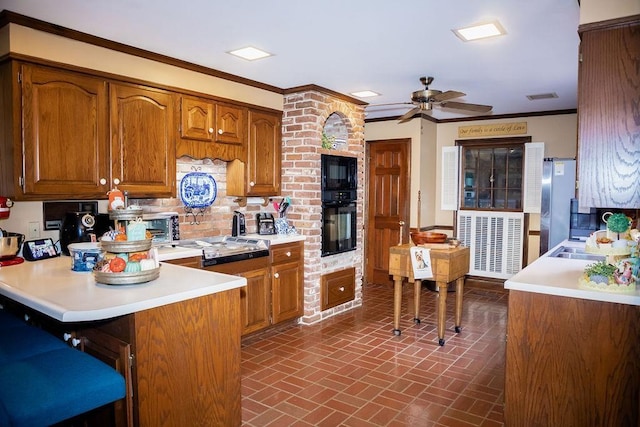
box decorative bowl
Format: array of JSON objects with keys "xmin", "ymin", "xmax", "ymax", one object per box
[
  {"xmin": 410, "ymin": 231, "xmax": 448, "ymax": 245},
  {"xmin": 68, "ymin": 242, "xmax": 104, "ymax": 272}
]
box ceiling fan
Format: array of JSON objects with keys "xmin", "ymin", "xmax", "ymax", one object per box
[{"xmin": 375, "ymin": 76, "xmax": 493, "ymax": 123}]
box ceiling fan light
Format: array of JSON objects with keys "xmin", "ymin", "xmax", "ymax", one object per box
[{"xmin": 453, "ymin": 21, "xmax": 506, "ymax": 42}]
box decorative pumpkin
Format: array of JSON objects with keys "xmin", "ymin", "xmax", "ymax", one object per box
[
  {"xmin": 139, "ymin": 259, "xmax": 156, "ymax": 271},
  {"xmin": 124, "ymin": 261, "xmax": 141, "ymax": 273}
]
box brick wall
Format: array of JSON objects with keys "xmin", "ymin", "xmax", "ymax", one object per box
[
  {"xmin": 282, "ymin": 89, "xmax": 366, "ymax": 323},
  {"xmin": 132, "ymin": 158, "xmax": 268, "ymax": 239}
]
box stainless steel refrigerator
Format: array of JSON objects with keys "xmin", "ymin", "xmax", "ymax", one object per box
[{"xmin": 539, "ymin": 158, "xmax": 577, "ymax": 255}]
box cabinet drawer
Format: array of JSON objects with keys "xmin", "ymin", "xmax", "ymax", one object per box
[
  {"xmin": 270, "ymin": 242, "xmax": 302, "ymax": 264},
  {"xmin": 321, "ymin": 267, "xmax": 355, "ymax": 311}
]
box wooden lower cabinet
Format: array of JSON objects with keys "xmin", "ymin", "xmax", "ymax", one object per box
[
  {"xmin": 270, "ymin": 241, "xmax": 304, "ymax": 324},
  {"xmin": 80, "ymin": 328, "xmax": 134, "ymax": 427},
  {"xmin": 321, "ymin": 267, "xmax": 355, "ymax": 311},
  {"xmin": 204, "ymin": 256, "xmax": 271, "ymax": 336},
  {"xmin": 75, "ymin": 290, "xmax": 241, "ymax": 426},
  {"xmin": 165, "ymin": 240, "xmax": 304, "ymax": 336},
  {"xmin": 505, "ymin": 290, "xmax": 640, "ymax": 426}
]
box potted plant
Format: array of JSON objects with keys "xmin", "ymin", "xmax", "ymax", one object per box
[
  {"xmin": 321, "ymin": 132, "xmax": 336, "ymax": 149},
  {"xmin": 605, "ymin": 213, "xmax": 631, "ymax": 240},
  {"xmin": 584, "ymin": 260, "xmax": 617, "ymax": 284}
]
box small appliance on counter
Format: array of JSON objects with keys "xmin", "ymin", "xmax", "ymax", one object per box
[
  {"xmin": 256, "ymin": 213, "xmax": 276, "ymax": 235},
  {"xmin": 142, "ymin": 212, "xmax": 180, "ymax": 245},
  {"xmin": 0, "ymin": 229, "xmax": 25, "ymax": 266},
  {"xmin": 232, "ymin": 211, "xmax": 246, "ymax": 237},
  {"xmin": 60, "ymin": 211, "xmax": 111, "ymax": 256}
]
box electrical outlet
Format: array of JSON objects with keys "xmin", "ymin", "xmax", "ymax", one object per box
[{"xmin": 28, "ymin": 221, "xmax": 40, "ymax": 239}]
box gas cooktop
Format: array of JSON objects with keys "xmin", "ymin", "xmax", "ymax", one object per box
[{"xmin": 175, "ymin": 236, "xmax": 270, "ymax": 266}]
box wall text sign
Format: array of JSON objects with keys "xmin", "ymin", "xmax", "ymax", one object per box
[{"xmin": 458, "ymin": 122, "xmax": 527, "ymax": 138}]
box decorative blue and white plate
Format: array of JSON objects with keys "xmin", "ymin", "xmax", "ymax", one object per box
[{"xmin": 179, "ymin": 172, "xmax": 217, "ymax": 209}]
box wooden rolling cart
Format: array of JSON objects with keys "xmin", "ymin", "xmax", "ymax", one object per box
[{"xmin": 388, "ymin": 244, "xmax": 470, "ymax": 345}]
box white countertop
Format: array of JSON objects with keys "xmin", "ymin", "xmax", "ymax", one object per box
[
  {"xmin": 0, "ymin": 255, "xmax": 246, "ymax": 322},
  {"xmin": 505, "ymin": 240, "xmax": 640, "ymax": 306}
]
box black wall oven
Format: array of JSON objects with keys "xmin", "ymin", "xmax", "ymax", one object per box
[
  {"xmin": 321, "ymin": 154, "xmax": 357, "ymax": 257},
  {"xmin": 322, "ymin": 201, "xmax": 356, "ymax": 257}
]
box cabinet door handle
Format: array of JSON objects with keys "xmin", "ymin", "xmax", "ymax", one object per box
[
  {"xmin": 218, "ymin": 129, "xmax": 223, "ymax": 135},
  {"xmin": 63, "ymin": 333, "xmax": 81, "ymax": 348},
  {"xmin": 209, "ymin": 127, "xmax": 214, "ymax": 134},
  {"xmin": 250, "ymin": 181, "xmax": 255, "ymax": 187},
  {"xmin": 273, "ymin": 273, "xmax": 279, "ymax": 279},
  {"xmin": 339, "ymin": 287, "xmax": 345, "ymax": 292},
  {"xmin": 286, "ymin": 251, "xmax": 291, "ymax": 257},
  {"xmin": 100, "ymin": 178, "xmax": 107, "ymax": 185}
]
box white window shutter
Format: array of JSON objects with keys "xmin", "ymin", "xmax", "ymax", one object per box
[
  {"xmin": 441, "ymin": 146, "xmax": 459, "ymax": 211},
  {"xmin": 523, "ymin": 142, "xmax": 545, "ymax": 213}
]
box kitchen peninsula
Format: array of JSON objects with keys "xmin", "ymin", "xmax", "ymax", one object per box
[
  {"xmin": 504, "ymin": 241, "xmax": 640, "ymax": 426},
  {"xmin": 0, "ymin": 256, "xmax": 247, "ymax": 426}
]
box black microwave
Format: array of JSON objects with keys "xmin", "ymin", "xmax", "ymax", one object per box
[{"xmin": 321, "ymin": 154, "xmax": 357, "ymax": 201}]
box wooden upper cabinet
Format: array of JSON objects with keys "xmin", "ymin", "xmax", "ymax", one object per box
[
  {"xmin": 110, "ymin": 83, "xmax": 176, "ymax": 198},
  {"xmin": 8, "ymin": 63, "xmax": 176, "ymax": 200},
  {"xmin": 215, "ymin": 102, "xmax": 246, "ymax": 145},
  {"xmin": 180, "ymin": 96, "xmax": 214, "ymax": 141},
  {"xmin": 20, "ymin": 64, "xmax": 110, "ymax": 199},
  {"xmin": 577, "ymin": 19, "xmax": 640, "ymax": 209},
  {"xmin": 177, "ymin": 95, "xmax": 247, "ymax": 161},
  {"xmin": 227, "ymin": 109, "xmax": 282, "ymax": 197}
]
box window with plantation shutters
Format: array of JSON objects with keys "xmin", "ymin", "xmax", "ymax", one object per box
[{"xmin": 442, "ymin": 136, "xmax": 541, "ymax": 278}]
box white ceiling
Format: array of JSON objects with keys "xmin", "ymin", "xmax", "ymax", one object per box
[{"xmin": 3, "ymin": 0, "xmax": 581, "ymax": 121}]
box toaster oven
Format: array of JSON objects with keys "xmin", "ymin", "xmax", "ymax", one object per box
[{"xmin": 142, "ymin": 212, "xmax": 180, "ymax": 245}]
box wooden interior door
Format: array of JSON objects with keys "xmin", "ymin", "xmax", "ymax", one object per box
[{"xmin": 365, "ymin": 139, "xmax": 410, "ymax": 286}]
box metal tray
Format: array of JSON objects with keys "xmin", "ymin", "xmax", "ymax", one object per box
[
  {"xmin": 100, "ymin": 239, "xmax": 152, "ymax": 253},
  {"xmin": 94, "ymin": 267, "xmax": 160, "ymax": 285},
  {"xmin": 108, "ymin": 209, "xmax": 144, "ymax": 220}
]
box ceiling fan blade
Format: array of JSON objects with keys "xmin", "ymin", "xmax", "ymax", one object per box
[
  {"xmin": 439, "ymin": 101, "xmax": 493, "ymax": 113},
  {"xmin": 397, "ymin": 107, "xmax": 422, "ymax": 123},
  {"xmin": 431, "ymin": 90, "xmax": 466, "ymax": 102}
]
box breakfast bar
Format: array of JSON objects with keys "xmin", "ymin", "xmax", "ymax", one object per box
[
  {"xmin": 388, "ymin": 244, "xmax": 470, "ymax": 345},
  {"xmin": 0, "ymin": 256, "xmax": 247, "ymax": 426}
]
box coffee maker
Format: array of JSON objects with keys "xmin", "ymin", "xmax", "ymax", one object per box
[
  {"xmin": 60, "ymin": 212, "xmax": 111, "ymax": 255},
  {"xmin": 231, "ymin": 211, "xmax": 246, "ymax": 237}
]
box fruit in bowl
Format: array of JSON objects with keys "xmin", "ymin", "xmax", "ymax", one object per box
[{"xmin": 410, "ymin": 231, "xmax": 448, "ymax": 245}]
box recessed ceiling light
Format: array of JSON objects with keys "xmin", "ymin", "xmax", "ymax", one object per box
[
  {"xmin": 228, "ymin": 46, "xmax": 273, "ymax": 61},
  {"xmin": 351, "ymin": 90, "xmax": 380, "ymax": 98},
  {"xmin": 453, "ymin": 21, "xmax": 506, "ymax": 42}
]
